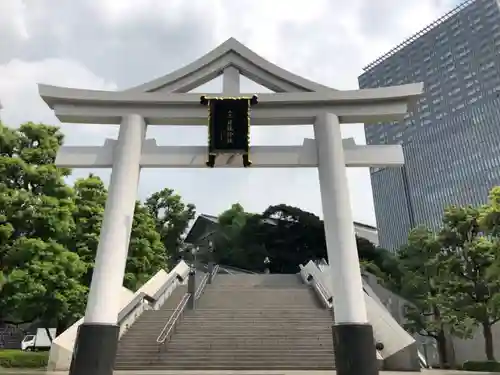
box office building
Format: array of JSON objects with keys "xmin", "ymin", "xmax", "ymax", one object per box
[{"xmin": 358, "ymin": 0, "xmax": 500, "ymax": 251}]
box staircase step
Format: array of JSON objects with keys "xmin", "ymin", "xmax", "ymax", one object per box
[
  {"xmin": 165, "ymin": 341, "xmax": 333, "ymax": 347},
  {"xmin": 117, "ymin": 347, "xmax": 333, "ymax": 353},
  {"xmin": 171, "ymin": 334, "xmax": 332, "ymax": 339},
  {"xmin": 183, "ymin": 310, "xmax": 329, "ymax": 313},
  {"xmin": 121, "ymin": 339, "xmax": 332, "ymax": 345},
  {"xmin": 118, "ymin": 353, "xmax": 334, "ymax": 358},
  {"xmin": 117, "ymin": 357, "xmax": 335, "ymax": 362},
  {"xmin": 124, "ymin": 334, "xmax": 332, "ymax": 339},
  {"xmin": 117, "ymin": 346, "xmax": 333, "ymax": 353},
  {"xmin": 181, "ymin": 312, "xmax": 329, "ymax": 315},
  {"xmin": 115, "ymin": 363, "xmax": 335, "ymax": 370},
  {"xmin": 176, "ymin": 324, "xmax": 330, "ymax": 329}
]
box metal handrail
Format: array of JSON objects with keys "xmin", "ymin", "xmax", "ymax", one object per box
[
  {"xmin": 195, "ymin": 272, "xmax": 210, "ymax": 300},
  {"xmin": 156, "ymin": 293, "xmax": 191, "ymax": 350},
  {"xmin": 156, "ymin": 265, "xmax": 220, "ymax": 352},
  {"xmin": 194, "ymin": 264, "xmax": 219, "ymax": 300},
  {"xmin": 218, "ymin": 264, "xmax": 256, "ymax": 274},
  {"xmin": 212, "ymin": 264, "xmax": 220, "ymax": 278}
]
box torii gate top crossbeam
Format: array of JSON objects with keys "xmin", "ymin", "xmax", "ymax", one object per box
[
  {"xmin": 39, "ymin": 83, "xmax": 422, "ymax": 107},
  {"xmin": 37, "ymin": 37, "xmax": 423, "ymax": 126},
  {"xmin": 38, "ymin": 83, "xmax": 423, "ymax": 126}
]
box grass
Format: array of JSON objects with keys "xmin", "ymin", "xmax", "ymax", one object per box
[{"xmin": 0, "ymin": 350, "xmax": 48, "ymax": 369}]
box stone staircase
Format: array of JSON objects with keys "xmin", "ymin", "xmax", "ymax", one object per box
[
  {"xmin": 155, "ymin": 273, "xmax": 335, "ymax": 370},
  {"xmin": 115, "ymin": 272, "xmax": 204, "ymax": 370}
]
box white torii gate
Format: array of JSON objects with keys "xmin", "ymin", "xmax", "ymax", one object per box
[{"xmin": 39, "ymin": 38, "xmax": 423, "ymax": 375}]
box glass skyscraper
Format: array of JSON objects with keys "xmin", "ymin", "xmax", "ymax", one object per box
[{"xmin": 358, "ymin": 0, "xmax": 500, "ymax": 251}]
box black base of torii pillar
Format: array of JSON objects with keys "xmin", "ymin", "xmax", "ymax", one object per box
[
  {"xmin": 333, "ymin": 324, "xmax": 379, "ymax": 375},
  {"xmin": 69, "ymin": 324, "xmax": 119, "ymax": 375}
]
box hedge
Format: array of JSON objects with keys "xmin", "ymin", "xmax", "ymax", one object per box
[
  {"xmin": 462, "ymin": 360, "xmax": 500, "ymax": 372},
  {"xmin": 0, "ymin": 349, "xmax": 48, "ymax": 368}
]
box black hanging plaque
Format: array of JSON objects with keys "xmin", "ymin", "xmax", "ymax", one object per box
[{"xmin": 200, "ymin": 95, "xmax": 258, "ymax": 168}]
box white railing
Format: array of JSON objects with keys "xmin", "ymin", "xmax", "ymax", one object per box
[
  {"xmin": 47, "ymin": 262, "xmax": 190, "ymax": 371},
  {"xmin": 299, "ymin": 263, "xmax": 332, "ymax": 310},
  {"xmin": 118, "ymin": 261, "xmax": 190, "ymax": 337},
  {"xmin": 118, "ymin": 293, "xmax": 154, "ymax": 338},
  {"xmin": 305, "ymin": 260, "xmax": 419, "ymax": 360}
]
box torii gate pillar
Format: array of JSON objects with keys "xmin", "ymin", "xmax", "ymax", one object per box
[
  {"xmin": 69, "ymin": 114, "xmax": 146, "ymax": 375},
  {"xmin": 315, "ymin": 112, "xmax": 378, "ymax": 375}
]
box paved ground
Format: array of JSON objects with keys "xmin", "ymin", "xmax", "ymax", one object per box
[{"xmin": 0, "ymin": 372, "xmax": 488, "ymax": 375}]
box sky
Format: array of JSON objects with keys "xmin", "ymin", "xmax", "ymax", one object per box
[{"xmin": 0, "ymin": 0, "xmax": 460, "ymax": 226}]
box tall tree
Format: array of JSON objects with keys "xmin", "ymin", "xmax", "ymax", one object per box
[
  {"xmin": 69, "ymin": 175, "xmax": 107, "ymax": 287},
  {"xmin": 124, "ymin": 202, "xmax": 167, "ymax": 289},
  {"xmin": 262, "ymin": 204, "xmax": 326, "ymax": 272},
  {"xmin": 357, "ymin": 240, "xmax": 402, "ymax": 290},
  {"xmin": 1, "ymin": 238, "xmax": 87, "ymax": 334},
  {"xmin": 0, "ymin": 122, "xmax": 86, "ymax": 331},
  {"xmin": 210, "ymin": 203, "xmax": 397, "ymax": 275},
  {"xmin": 398, "ymin": 226, "xmax": 450, "ymax": 368},
  {"xmin": 480, "ymin": 186, "xmax": 500, "ymax": 236},
  {"xmin": 212, "ymin": 204, "xmax": 257, "ymax": 268},
  {"xmin": 145, "ymin": 188, "xmax": 196, "ymax": 263},
  {"xmin": 439, "ymin": 202, "xmax": 500, "ymax": 361},
  {"xmin": 218, "ymin": 203, "xmax": 248, "ymax": 228},
  {"xmin": 71, "ymin": 175, "xmax": 167, "ymax": 291}
]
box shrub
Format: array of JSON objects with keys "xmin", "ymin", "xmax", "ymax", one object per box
[
  {"xmin": 462, "ymin": 360, "xmax": 500, "ymax": 372},
  {"xmin": 0, "ymin": 349, "xmax": 48, "ymax": 368}
]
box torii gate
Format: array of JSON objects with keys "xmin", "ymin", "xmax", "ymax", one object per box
[{"xmin": 39, "ymin": 38, "xmax": 423, "ymax": 375}]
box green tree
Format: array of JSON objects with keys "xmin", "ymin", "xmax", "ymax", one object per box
[
  {"xmin": 212, "ymin": 204, "xmax": 257, "ymax": 268},
  {"xmin": 70, "ymin": 175, "xmax": 167, "ymax": 291},
  {"xmin": 218, "ymin": 203, "xmax": 248, "ymax": 228},
  {"xmin": 398, "ymin": 226, "xmax": 450, "ymax": 368},
  {"xmin": 439, "ymin": 202, "xmax": 500, "ymax": 361},
  {"xmin": 145, "ymin": 188, "xmax": 196, "ymax": 263},
  {"xmin": 124, "ymin": 201, "xmax": 167, "ymax": 289},
  {"xmin": 480, "ymin": 186, "xmax": 500, "ymax": 236},
  {"xmin": 209, "ymin": 202, "xmax": 398, "ymax": 275},
  {"xmin": 1, "ymin": 238, "xmax": 87, "ymax": 334},
  {"xmin": 261, "ymin": 204, "xmax": 326, "ymax": 273},
  {"xmin": 356, "ymin": 237, "xmax": 402, "ymax": 286},
  {"xmin": 0, "ymin": 122, "xmax": 87, "ymax": 332},
  {"xmin": 69, "ymin": 175, "xmax": 106, "ymax": 287}
]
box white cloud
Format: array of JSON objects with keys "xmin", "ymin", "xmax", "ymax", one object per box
[
  {"xmin": 0, "ymin": 0, "xmax": 29, "ymax": 40},
  {"xmin": 0, "ymin": 0, "xmax": 458, "ymax": 226},
  {"xmin": 0, "ymin": 58, "xmax": 118, "ymax": 140},
  {"xmin": 92, "ymin": 0, "xmax": 219, "ymax": 26}
]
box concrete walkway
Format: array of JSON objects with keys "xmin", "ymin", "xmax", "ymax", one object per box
[{"xmin": 0, "ymin": 372, "xmax": 486, "ymax": 375}]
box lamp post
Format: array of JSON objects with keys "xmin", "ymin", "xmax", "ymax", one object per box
[
  {"xmin": 191, "ymin": 246, "xmax": 199, "ymax": 270},
  {"xmin": 207, "ymin": 240, "xmax": 215, "ymax": 284},
  {"xmin": 263, "ymin": 256, "xmax": 271, "ymax": 274},
  {"xmin": 186, "ymin": 246, "xmax": 197, "ymax": 309}
]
